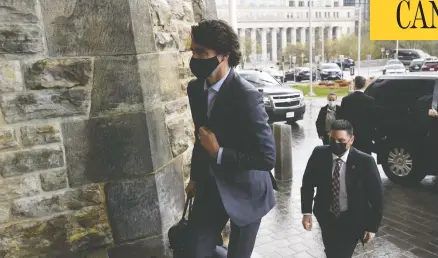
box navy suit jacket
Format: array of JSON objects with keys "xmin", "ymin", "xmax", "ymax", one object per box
[{"xmin": 187, "ymin": 69, "xmax": 277, "ymax": 226}]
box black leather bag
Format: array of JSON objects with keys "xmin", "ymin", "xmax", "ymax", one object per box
[{"xmin": 168, "ymin": 197, "xmax": 193, "ymax": 257}]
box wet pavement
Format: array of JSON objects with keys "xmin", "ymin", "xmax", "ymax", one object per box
[{"xmin": 253, "ymin": 98, "xmax": 438, "ymax": 258}]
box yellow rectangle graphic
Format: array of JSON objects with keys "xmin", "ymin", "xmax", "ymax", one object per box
[{"xmin": 370, "ymin": 0, "xmax": 438, "ymax": 40}]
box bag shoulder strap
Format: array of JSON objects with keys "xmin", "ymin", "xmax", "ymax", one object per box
[{"xmin": 181, "ymin": 197, "xmax": 193, "ymax": 222}]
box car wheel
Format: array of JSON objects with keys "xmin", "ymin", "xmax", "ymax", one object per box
[{"xmin": 381, "ymin": 146, "xmax": 425, "ymax": 186}]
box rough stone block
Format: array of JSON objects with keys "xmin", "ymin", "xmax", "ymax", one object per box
[
  {"xmin": 0, "ymin": 174, "xmax": 40, "ymax": 202},
  {"xmin": 108, "ymin": 236, "xmax": 167, "ymax": 258},
  {"xmin": 24, "ymin": 58, "xmax": 93, "ymax": 90},
  {"xmin": 0, "ymin": 60, "xmax": 24, "ymax": 93},
  {"xmin": 90, "ymin": 56, "xmax": 144, "ymax": 117},
  {"xmin": 20, "ymin": 124, "xmax": 61, "ymax": 146},
  {"xmin": 164, "ymin": 97, "xmax": 189, "ymax": 117},
  {"xmin": 0, "ymin": 24, "xmax": 43, "ymax": 54},
  {"xmin": 167, "ymin": 117, "xmax": 192, "ymax": 157},
  {"xmin": 0, "ymin": 128, "xmax": 19, "ymax": 150},
  {"xmin": 0, "ymin": 202, "xmax": 10, "ymax": 223},
  {"xmin": 0, "ymin": 0, "xmax": 39, "ymax": 23},
  {"xmin": 62, "ymin": 113, "xmax": 169, "ymax": 187},
  {"xmin": 127, "ymin": 0, "xmax": 157, "ymax": 54},
  {"xmin": 138, "ymin": 52, "xmax": 182, "ymax": 106},
  {"xmin": 0, "ymin": 146, "xmax": 64, "ymax": 178},
  {"xmin": 40, "ymin": 169, "xmax": 68, "ymax": 192},
  {"xmin": 0, "ymin": 205, "xmax": 113, "ymax": 257},
  {"xmin": 11, "ymin": 184, "xmax": 103, "ymax": 218},
  {"xmin": 39, "ymin": 0, "xmax": 155, "ymax": 56},
  {"xmin": 105, "ymin": 156, "xmax": 184, "ymax": 244},
  {"xmin": 0, "ymin": 88, "xmax": 89, "ymax": 123},
  {"xmin": 182, "ymin": 145, "xmax": 193, "ymax": 184},
  {"xmin": 145, "ymin": 108, "xmax": 174, "ymax": 171}
]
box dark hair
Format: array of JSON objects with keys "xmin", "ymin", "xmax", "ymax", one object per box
[
  {"xmin": 328, "ymin": 92, "xmax": 337, "ymax": 97},
  {"xmin": 191, "ymin": 20, "xmax": 241, "ymax": 67},
  {"xmin": 354, "ymin": 76, "xmax": 366, "ymax": 90},
  {"xmin": 331, "ymin": 119, "xmax": 354, "ymax": 136}
]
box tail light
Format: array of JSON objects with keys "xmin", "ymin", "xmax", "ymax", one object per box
[{"xmin": 423, "ymin": 66, "xmax": 429, "ymax": 69}]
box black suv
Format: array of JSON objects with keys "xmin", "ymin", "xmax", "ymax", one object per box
[
  {"xmin": 365, "ymin": 73, "xmax": 438, "ymax": 185},
  {"xmin": 393, "ymin": 49, "xmax": 429, "ymax": 66},
  {"xmin": 238, "ymin": 70, "xmax": 306, "ymax": 123}
]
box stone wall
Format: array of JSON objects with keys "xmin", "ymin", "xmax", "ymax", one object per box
[{"xmin": 0, "ymin": 0, "xmax": 215, "ymax": 257}]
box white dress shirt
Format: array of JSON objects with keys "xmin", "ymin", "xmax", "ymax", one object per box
[
  {"xmin": 203, "ymin": 68, "xmax": 231, "ymax": 168},
  {"xmin": 303, "ymin": 149, "xmax": 350, "ymax": 216}
]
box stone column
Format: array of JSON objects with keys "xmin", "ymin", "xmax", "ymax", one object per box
[
  {"xmin": 335, "ymin": 27, "xmax": 341, "ymax": 40},
  {"xmin": 290, "ymin": 27, "xmax": 297, "ymax": 45},
  {"xmin": 281, "ymin": 27, "xmax": 287, "ymax": 53},
  {"xmin": 327, "ymin": 26, "xmax": 333, "ymax": 41},
  {"xmin": 251, "ymin": 28, "xmax": 257, "ymax": 58},
  {"xmin": 271, "ymin": 28, "xmax": 278, "ymax": 62},
  {"xmin": 301, "ymin": 27, "xmax": 307, "ymax": 45},
  {"xmin": 0, "ymin": 0, "xmax": 217, "ymax": 257},
  {"xmin": 261, "ymin": 28, "xmax": 268, "ymax": 62},
  {"xmin": 239, "ymin": 28, "xmax": 246, "ymax": 58}
]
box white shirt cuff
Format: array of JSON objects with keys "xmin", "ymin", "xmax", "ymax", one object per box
[
  {"xmin": 303, "ymin": 213, "xmax": 312, "ymax": 216},
  {"xmin": 217, "ymin": 147, "xmax": 224, "ymax": 164}
]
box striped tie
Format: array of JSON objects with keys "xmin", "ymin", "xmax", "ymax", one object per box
[{"xmin": 329, "ymin": 158, "xmax": 343, "ymax": 217}]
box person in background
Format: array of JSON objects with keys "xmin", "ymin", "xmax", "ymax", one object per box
[
  {"xmin": 316, "ymin": 92, "xmax": 341, "ymax": 145},
  {"xmin": 185, "ymin": 20, "xmax": 277, "ymax": 258},
  {"xmin": 339, "ymin": 76, "xmax": 376, "ymax": 154},
  {"xmin": 301, "ymin": 120, "xmax": 383, "ymax": 258}
]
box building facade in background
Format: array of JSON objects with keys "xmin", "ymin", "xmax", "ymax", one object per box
[{"xmin": 216, "ymin": 0, "xmax": 358, "ymax": 64}]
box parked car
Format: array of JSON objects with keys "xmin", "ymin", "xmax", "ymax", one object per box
[
  {"xmin": 383, "ymin": 63, "xmax": 406, "ymax": 74},
  {"xmin": 238, "ymin": 70, "xmax": 306, "ymax": 123},
  {"xmin": 318, "ymin": 63, "xmax": 342, "ymax": 80},
  {"xmin": 285, "ymin": 67, "xmax": 316, "ymax": 82},
  {"xmin": 408, "ymin": 59, "xmax": 425, "ymax": 72},
  {"xmin": 333, "ymin": 58, "xmax": 355, "ymax": 69},
  {"xmin": 421, "ymin": 60, "xmax": 438, "ymax": 72},
  {"xmin": 364, "ymin": 73, "xmax": 438, "ymax": 185},
  {"xmin": 382, "ymin": 59, "xmax": 404, "ymax": 74},
  {"xmin": 393, "ymin": 49, "xmax": 429, "ymax": 66},
  {"xmin": 262, "ymin": 67, "xmax": 285, "ymax": 82}
]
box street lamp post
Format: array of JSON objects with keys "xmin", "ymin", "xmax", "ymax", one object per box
[
  {"xmin": 308, "ymin": 1, "xmax": 315, "ymax": 96},
  {"xmin": 381, "ymin": 48, "xmax": 385, "ymax": 59},
  {"xmin": 357, "ymin": 4, "xmax": 362, "ymax": 76},
  {"xmin": 395, "ymin": 40, "xmax": 399, "ymax": 59}
]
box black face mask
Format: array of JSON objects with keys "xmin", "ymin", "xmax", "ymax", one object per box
[
  {"xmin": 189, "ymin": 56, "xmax": 220, "ymax": 80},
  {"xmin": 329, "ymin": 139, "xmax": 348, "ymax": 156}
]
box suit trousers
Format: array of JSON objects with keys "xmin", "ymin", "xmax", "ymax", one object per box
[
  {"xmin": 317, "ymin": 211, "xmax": 359, "ymax": 258},
  {"xmin": 188, "ymin": 176, "xmax": 261, "ymax": 258}
]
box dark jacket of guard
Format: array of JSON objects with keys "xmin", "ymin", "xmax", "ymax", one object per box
[
  {"xmin": 187, "ymin": 69, "xmax": 277, "ymax": 227},
  {"xmin": 301, "ymin": 146, "xmax": 383, "ymax": 239},
  {"xmin": 339, "ymin": 91, "xmax": 377, "ymax": 154},
  {"xmin": 316, "ymin": 104, "xmax": 341, "ymax": 144}
]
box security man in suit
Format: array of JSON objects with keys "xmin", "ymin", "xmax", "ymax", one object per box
[
  {"xmin": 339, "ymin": 76, "xmax": 377, "ymax": 154},
  {"xmin": 185, "ymin": 20, "xmax": 277, "ymax": 258},
  {"xmin": 301, "ymin": 120, "xmax": 383, "ymax": 258}
]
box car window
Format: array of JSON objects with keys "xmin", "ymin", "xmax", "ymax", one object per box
[
  {"xmin": 239, "ymin": 72, "xmax": 281, "ymax": 87},
  {"xmin": 367, "ymin": 79, "xmax": 435, "ymax": 109},
  {"xmin": 386, "ymin": 64, "xmax": 405, "ymax": 69},
  {"xmin": 321, "ymin": 63, "xmax": 339, "ymax": 69}
]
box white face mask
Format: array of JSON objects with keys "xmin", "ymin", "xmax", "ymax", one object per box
[{"xmin": 328, "ymin": 101, "xmax": 336, "ymax": 108}]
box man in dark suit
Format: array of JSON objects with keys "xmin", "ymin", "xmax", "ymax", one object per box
[
  {"xmin": 301, "ymin": 120, "xmax": 383, "ymax": 258},
  {"xmin": 339, "ymin": 76, "xmax": 376, "ymax": 154},
  {"xmin": 185, "ymin": 20, "xmax": 277, "ymax": 258},
  {"xmin": 316, "ymin": 93, "xmax": 341, "ymax": 145}
]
